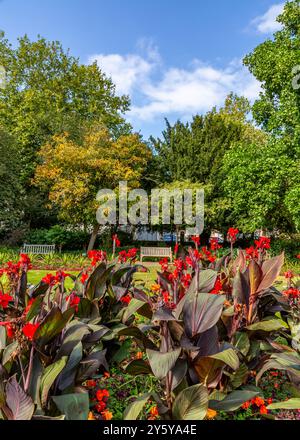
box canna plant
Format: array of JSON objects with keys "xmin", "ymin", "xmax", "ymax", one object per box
[{"xmin": 0, "ymin": 248, "xmax": 145, "ymax": 420}]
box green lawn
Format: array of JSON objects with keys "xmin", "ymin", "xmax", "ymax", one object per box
[
  {"xmin": 27, "ymin": 263, "xmax": 160, "ymax": 290},
  {"xmin": 27, "ymin": 266, "xmax": 287, "ymax": 292}
]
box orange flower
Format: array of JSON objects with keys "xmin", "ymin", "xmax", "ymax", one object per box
[
  {"xmin": 88, "ymin": 411, "xmax": 96, "ymax": 420},
  {"xmin": 242, "ymin": 401, "xmax": 251, "ymax": 410},
  {"xmin": 101, "ymin": 410, "xmax": 113, "ymax": 420},
  {"xmin": 103, "ymin": 371, "xmax": 110, "ymax": 378},
  {"xmin": 151, "ymin": 284, "xmax": 161, "ymax": 293},
  {"xmin": 252, "ymin": 396, "xmax": 265, "ymax": 407},
  {"xmin": 259, "ymin": 405, "xmax": 268, "ymax": 415},
  {"xmin": 206, "ymin": 408, "xmax": 217, "ymax": 419},
  {"xmin": 86, "ymin": 380, "xmax": 97, "ymax": 388},
  {"xmin": 96, "ymin": 389, "xmax": 109, "ymax": 401},
  {"xmin": 136, "ymin": 351, "xmax": 143, "ymax": 359},
  {"xmin": 149, "ymin": 405, "xmax": 158, "ymax": 417}
]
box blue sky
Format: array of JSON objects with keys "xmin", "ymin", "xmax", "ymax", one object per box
[{"xmin": 0, "ymin": 0, "xmax": 286, "ymax": 139}]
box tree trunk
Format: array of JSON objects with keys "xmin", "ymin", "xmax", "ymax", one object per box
[{"xmin": 87, "ymin": 224, "xmax": 100, "ymax": 251}]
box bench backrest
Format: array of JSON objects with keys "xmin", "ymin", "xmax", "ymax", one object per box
[
  {"xmin": 140, "ymin": 246, "xmax": 172, "ymax": 260},
  {"xmin": 21, "ymin": 244, "xmax": 55, "ymax": 255}
]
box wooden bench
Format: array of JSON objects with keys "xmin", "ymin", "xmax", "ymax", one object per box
[
  {"xmin": 20, "ymin": 244, "xmax": 55, "ymax": 255},
  {"xmin": 140, "ymin": 246, "xmax": 172, "ymax": 262}
]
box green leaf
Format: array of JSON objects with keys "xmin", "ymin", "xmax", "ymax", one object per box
[
  {"xmin": 208, "ymin": 348, "xmax": 240, "ymax": 370},
  {"xmin": 2, "ymin": 341, "xmax": 18, "ymax": 366},
  {"xmin": 209, "ymin": 390, "xmax": 259, "ymax": 411},
  {"xmin": 123, "ymin": 393, "xmax": 151, "ymax": 420},
  {"xmin": 247, "ymin": 319, "xmax": 287, "ymax": 332},
  {"xmin": 233, "ymin": 332, "xmax": 250, "ymax": 356},
  {"xmin": 34, "ymin": 306, "xmax": 74, "ymax": 346},
  {"xmin": 0, "ymin": 326, "xmax": 6, "ymax": 350},
  {"xmin": 26, "ymin": 296, "xmax": 43, "ymax": 322},
  {"xmin": 146, "ymin": 348, "xmax": 181, "ymax": 379},
  {"xmin": 121, "ymin": 298, "xmax": 148, "ymax": 323},
  {"xmin": 52, "ymin": 393, "xmax": 89, "ymax": 420},
  {"xmin": 267, "ymin": 398, "xmax": 300, "ymax": 410},
  {"xmin": 125, "ymin": 359, "xmax": 152, "ymax": 375},
  {"xmin": 172, "ymin": 384, "xmax": 208, "ymax": 420},
  {"xmin": 40, "ymin": 356, "xmax": 68, "ymax": 407}
]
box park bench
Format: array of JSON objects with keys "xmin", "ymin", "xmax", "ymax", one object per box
[
  {"xmin": 140, "ymin": 246, "xmax": 172, "ymax": 262},
  {"xmin": 20, "ymin": 244, "xmax": 55, "ymax": 255}
]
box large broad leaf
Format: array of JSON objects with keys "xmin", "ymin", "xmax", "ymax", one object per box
[
  {"xmin": 248, "ymin": 260, "xmax": 263, "ymax": 296},
  {"xmin": 193, "ymin": 356, "xmax": 223, "ymax": 387},
  {"xmin": 208, "ymin": 348, "xmax": 240, "ymax": 371},
  {"xmin": 52, "ymin": 393, "xmax": 89, "ymax": 420},
  {"xmin": 2, "ymin": 341, "xmax": 18, "ymax": 366},
  {"xmin": 198, "ymin": 270, "xmax": 218, "ymax": 293},
  {"xmin": 146, "ymin": 348, "xmax": 181, "ymax": 380},
  {"xmin": 34, "ymin": 306, "xmax": 74, "ymax": 347},
  {"xmin": 118, "ymin": 326, "xmax": 157, "ymax": 350},
  {"xmin": 172, "ymin": 384, "xmax": 208, "ymax": 420},
  {"xmin": 0, "ymin": 326, "xmax": 6, "ymax": 350},
  {"xmin": 58, "ymin": 342, "xmax": 83, "ymax": 391},
  {"xmin": 85, "ymin": 263, "xmax": 113, "ymax": 300},
  {"xmin": 6, "ymin": 377, "xmax": 34, "ymax": 420},
  {"xmin": 76, "ymin": 349, "xmax": 108, "ymax": 382},
  {"xmin": 40, "ymin": 356, "xmax": 68, "ymax": 407},
  {"xmin": 257, "ymin": 253, "xmax": 285, "ymax": 292},
  {"xmin": 170, "ymin": 359, "xmax": 188, "ymax": 391},
  {"xmin": 196, "ymin": 325, "xmax": 219, "ymax": 357},
  {"xmin": 123, "ymin": 393, "xmax": 151, "ymax": 420},
  {"xmin": 232, "ymin": 270, "xmax": 250, "ymax": 307},
  {"xmin": 233, "ymin": 332, "xmax": 250, "ymax": 356},
  {"xmin": 267, "ymin": 398, "xmax": 300, "ymax": 410},
  {"xmin": 246, "ymin": 318, "xmax": 287, "ymax": 332},
  {"xmin": 26, "ymin": 296, "xmax": 43, "ymax": 322},
  {"xmin": 209, "ymin": 390, "xmax": 259, "ymax": 411},
  {"xmin": 183, "ymin": 292, "xmax": 225, "ymax": 338},
  {"xmin": 121, "ymin": 298, "xmax": 150, "ymax": 323},
  {"xmin": 125, "ymin": 359, "xmax": 153, "ymax": 375}
]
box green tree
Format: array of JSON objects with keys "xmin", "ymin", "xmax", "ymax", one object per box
[
  {"xmin": 34, "ymin": 124, "xmax": 152, "ymax": 250},
  {"xmin": 223, "ymin": 0, "xmax": 300, "ymax": 233},
  {"xmin": 0, "ymin": 32, "xmax": 131, "ymax": 231}
]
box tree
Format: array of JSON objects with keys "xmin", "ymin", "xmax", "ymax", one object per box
[
  {"xmin": 151, "ymin": 94, "xmax": 264, "ymax": 232},
  {"xmin": 0, "ymin": 32, "xmax": 131, "ymax": 230},
  {"xmin": 33, "ymin": 124, "xmax": 152, "ymax": 250},
  {"xmin": 223, "ymin": 0, "xmax": 300, "ymax": 233},
  {"xmin": 0, "ymin": 127, "xmax": 23, "ymax": 234},
  {"xmin": 244, "ymin": 0, "xmax": 300, "ymax": 147}
]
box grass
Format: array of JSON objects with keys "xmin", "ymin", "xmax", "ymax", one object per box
[
  {"xmin": 27, "ymin": 263, "xmax": 161, "ymax": 290},
  {"xmin": 27, "ymin": 265, "xmax": 289, "ymax": 291}
]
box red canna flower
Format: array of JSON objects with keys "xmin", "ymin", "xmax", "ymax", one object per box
[
  {"xmin": 191, "ymin": 236, "xmax": 200, "ymax": 246},
  {"xmin": 209, "ymin": 237, "xmax": 222, "ymax": 251},
  {"xmin": 42, "ymin": 273, "xmax": 56, "ymax": 285},
  {"xmin": 245, "ymin": 246, "xmax": 259, "ymax": 260},
  {"xmin": 0, "ymin": 292, "xmax": 13, "ymax": 309},
  {"xmin": 227, "ymin": 227, "xmax": 239, "ymax": 243},
  {"xmin": 66, "ymin": 294, "xmax": 81, "ymax": 312},
  {"xmin": 254, "ymin": 236, "xmax": 271, "ymax": 250},
  {"xmin": 120, "ymin": 294, "xmax": 131, "ymax": 304},
  {"xmin": 86, "ymin": 380, "xmax": 97, "ymax": 388},
  {"xmin": 112, "ymin": 234, "xmax": 121, "ymax": 247},
  {"xmin": 159, "ymin": 257, "xmax": 169, "ymax": 271},
  {"xmin": 19, "ymin": 253, "xmax": 32, "ymax": 269},
  {"xmin": 22, "ymin": 322, "xmax": 39, "ymax": 340},
  {"xmin": 0, "ymin": 321, "xmax": 15, "ymax": 338},
  {"xmin": 210, "ymin": 277, "xmax": 223, "ymax": 294},
  {"xmin": 88, "ymin": 250, "xmax": 107, "ymax": 266},
  {"xmin": 80, "ymin": 272, "xmax": 89, "ymax": 284},
  {"xmin": 55, "ymin": 270, "xmax": 70, "ymax": 282},
  {"xmin": 284, "ymin": 270, "xmax": 294, "ymax": 279},
  {"xmin": 283, "ymin": 288, "xmax": 300, "ymax": 299}
]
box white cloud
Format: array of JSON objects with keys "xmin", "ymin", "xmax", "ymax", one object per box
[
  {"xmin": 89, "ymin": 46, "xmax": 261, "ymax": 122},
  {"xmin": 251, "ymin": 3, "xmax": 284, "ymax": 34}
]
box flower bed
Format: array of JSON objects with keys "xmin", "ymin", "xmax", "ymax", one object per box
[{"xmin": 0, "ymin": 231, "xmax": 300, "ymax": 420}]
